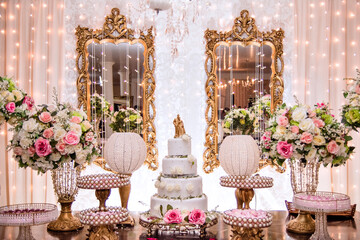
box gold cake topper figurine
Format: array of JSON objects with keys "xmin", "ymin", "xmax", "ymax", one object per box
[{"xmin": 173, "ymin": 114, "xmax": 186, "ymax": 138}]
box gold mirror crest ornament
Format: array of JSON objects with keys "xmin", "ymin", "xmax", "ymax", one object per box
[
  {"xmin": 203, "ymin": 10, "xmax": 284, "ymax": 173},
  {"xmin": 75, "ymin": 8, "xmax": 158, "ymax": 170}
]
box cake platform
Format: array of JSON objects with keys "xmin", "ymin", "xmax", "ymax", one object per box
[
  {"xmin": 293, "ymin": 191, "xmax": 351, "ymax": 240},
  {"xmin": 139, "ymin": 210, "xmax": 218, "ymax": 238},
  {"xmin": 0, "ymin": 203, "xmax": 58, "ymax": 240}
]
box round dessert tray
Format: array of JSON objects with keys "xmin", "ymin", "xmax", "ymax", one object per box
[
  {"xmin": 77, "ymin": 173, "xmax": 130, "ymax": 189},
  {"xmin": 79, "ymin": 206, "xmax": 128, "ymax": 226},
  {"xmin": 220, "ymin": 175, "xmax": 273, "ymax": 189},
  {"xmin": 0, "ymin": 203, "xmax": 58, "ymax": 240},
  {"xmin": 139, "ymin": 211, "xmax": 218, "ymax": 238},
  {"xmin": 223, "ymin": 209, "xmax": 272, "ymax": 240},
  {"xmin": 293, "ymin": 191, "xmax": 351, "ymax": 240}
]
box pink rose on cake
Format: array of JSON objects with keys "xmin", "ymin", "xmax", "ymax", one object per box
[
  {"xmin": 188, "ymin": 209, "xmax": 206, "ymax": 225},
  {"xmin": 163, "ymin": 209, "xmax": 183, "ymax": 224}
]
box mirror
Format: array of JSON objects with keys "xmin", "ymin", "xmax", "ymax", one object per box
[
  {"xmin": 203, "ymin": 10, "xmax": 284, "ymax": 173},
  {"xmin": 75, "ymin": 8, "xmax": 158, "ymax": 170}
]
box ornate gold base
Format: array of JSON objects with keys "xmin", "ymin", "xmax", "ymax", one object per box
[
  {"xmin": 88, "ymin": 225, "xmax": 117, "ymax": 240},
  {"xmin": 117, "ymin": 215, "xmax": 135, "ymax": 227},
  {"xmin": 231, "ymin": 227, "xmax": 264, "ymax": 240},
  {"xmin": 286, "ymin": 211, "xmax": 315, "ymax": 234},
  {"xmin": 47, "ymin": 199, "xmax": 83, "ymax": 232}
]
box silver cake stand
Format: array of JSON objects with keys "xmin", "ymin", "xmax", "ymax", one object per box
[{"xmin": 0, "ymin": 203, "xmax": 58, "ymax": 240}]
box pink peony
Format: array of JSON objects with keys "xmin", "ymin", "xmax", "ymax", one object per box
[
  {"xmin": 63, "ymin": 131, "xmax": 80, "ymax": 145},
  {"xmin": 27, "ymin": 147, "xmax": 36, "ymax": 157},
  {"xmin": 34, "ymin": 137, "xmax": 52, "ymax": 157},
  {"xmin": 277, "ymin": 115, "xmax": 289, "ymax": 126},
  {"xmin": 290, "ymin": 125, "xmax": 299, "ymax": 134},
  {"xmin": 43, "ymin": 128, "xmax": 54, "ymax": 139},
  {"xmin": 163, "ymin": 209, "xmax": 183, "ymax": 224},
  {"xmin": 39, "ymin": 112, "xmax": 52, "ymax": 123},
  {"xmin": 23, "ymin": 96, "xmax": 34, "ymax": 110},
  {"xmin": 188, "ymin": 209, "xmax": 206, "ymax": 225},
  {"xmin": 56, "ymin": 142, "xmax": 66, "ymax": 154},
  {"xmin": 6, "ymin": 102, "xmax": 16, "ymax": 113},
  {"xmin": 356, "ymin": 84, "xmax": 360, "ymax": 94},
  {"xmin": 85, "ymin": 132, "xmax": 94, "ymax": 142},
  {"xmin": 13, "ymin": 147, "xmax": 23, "ymax": 155},
  {"xmin": 70, "ymin": 116, "xmax": 82, "ymax": 124},
  {"xmin": 327, "ymin": 140, "xmax": 340, "ymax": 155},
  {"xmin": 313, "ymin": 118, "xmax": 325, "ymax": 128},
  {"xmin": 300, "ymin": 132, "xmax": 313, "ymax": 144},
  {"xmin": 276, "ymin": 141, "xmax": 293, "ymax": 159}
]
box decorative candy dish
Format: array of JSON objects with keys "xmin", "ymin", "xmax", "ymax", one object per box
[
  {"xmin": 223, "ymin": 209, "xmax": 272, "ymax": 228},
  {"xmin": 77, "ymin": 173, "xmax": 130, "ymax": 189},
  {"xmin": 220, "ymin": 175, "xmax": 273, "ymax": 189},
  {"xmin": 79, "ymin": 206, "xmax": 128, "ymax": 226}
]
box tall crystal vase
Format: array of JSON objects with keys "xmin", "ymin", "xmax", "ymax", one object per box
[
  {"xmin": 47, "ymin": 161, "xmax": 83, "ymax": 231},
  {"xmin": 286, "ymin": 159, "xmax": 320, "ymax": 234}
]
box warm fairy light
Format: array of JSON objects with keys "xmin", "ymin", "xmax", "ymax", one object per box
[
  {"xmin": 351, "ymin": 41, "xmax": 356, "ymax": 46},
  {"xmin": 16, "ymin": 42, "xmax": 19, "ymax": 47},
  {"xmin": 334, "ymin": 37, "xmax": 339, "ymax": 43},
  {"xmin": 310, "ymin": 3, "xmax": 315, "ymax": 8},
  {"xmin": 79, "ymin": 15, "xmax": 85, "ymax": 20},
  {"xmin": 336, "ymin": 11, "xmax": 340, "ymax": 16},
  {"xmin": 79, "ymin": 3, "xmax": 83, "ymax": 8},
  {"xmin": 15, "ymin": 4, "xmax": 19, "ymax": 8},
  {"xmin": 0, "ymin": 29, "xmax": 4, "ymax": 34},
  {"xmin": 9, "ymin": 14, "xmax": 14, "ymax": 20},
  {"xmin": 42, "ymin": 55, "xmax": 46, "ymax": 60},
  {"xmin": 43, "ymin": 3, "xmax": 47, "ymax": 8},
  {"xmin": 0, "ymin": 2, "xmax": 5, "ymax": 8},
  {"xmin": 349, "ymin": 12, "xmax": 355, "ymax": 18},
  {"xmin": 47, "ymin": 15, "xmax": 52, "ymax": 20},
  {"xmin": 320, "ymin": 2, "xmax": 325, "ymax": 6}
]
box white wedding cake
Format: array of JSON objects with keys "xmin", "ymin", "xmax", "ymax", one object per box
[{"xmin": 150, "ymin": 136, "xmax": 208, "ymax": 217}]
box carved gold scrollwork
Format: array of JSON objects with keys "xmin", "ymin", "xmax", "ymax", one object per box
[
  {"xmin": 75, "ymin": 8, "xmax": 158, "ymax": 170},
  {"xmin": 203, "ymin": 9, "xmax": 285, "ymax": 173}
]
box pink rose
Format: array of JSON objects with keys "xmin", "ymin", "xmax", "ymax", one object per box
[
  {"xmin": 39, "ymin": 112, "xmax": 52, "ymax": 123},
  {"xmin": 13, "ymin": 147, "xmax": 23, "ymax": 155},
  {"xmin": 313, "ymin": 118, "xmax": 325, "ymax": 128},
  {"xmin": 23, "ymin": 96, "xmax": 34, "ymax": 110},
  {"xmin": 70, "ymin": 116, "xmax": 82, "ymax": 124},
  {"xmin": 308, "ymin": 110, "xmax": 316, "ymax": 118},
  {"xmin": 5, "ymin": 102, "xmax": 16, "ymax": 113},
  {"xmin": 300, "ymin": 132, "xmax": 313, "ymax": 144},
  {"xmin": 356, "ymin": 84, "xmax": 360, "ymax": 94},
  {"xmin": 277, "ymin": 115, "xmax": 289, "ymax": 126},
  {"xmin": 85, "ymin": 132, "xmax": 94, "ymax": 142},
  {"xmin": 327, "ymin": 140, "xmax": 340, "ymax": 155},
  {"xmin": 34, "ymin": 137, "xmax": 52, "ymax": 157},
  {"xmin": 276, "ymin": 141, "xmax": 293, "ymax": 159},
  {"xmin": 56, "ymin": 142, "xmax": 66, "ymax": 154},
  {"xmin": 43, "ymin": 128, "xmax": 54, "ymax": 139},
  {"xmin": 109, "ymin": 105, "xmax": 114, "ymax": 112},
  {"xmin": 63, "ymin": 131, "xmax": 80, "ymax": 145},
  {"xmin": 188, "ymin": 209, "xmax": 206, "ymax": 225},
  {"xmin": 291, "ymin": 126, "xmax": 299, "ymax": 134},
  {"xmin": 27, "ymin": 147, "xmax": 36, "ymax": 157},
  {"xmin": 163, "ymin": 209, "xmax": 183, "ymax": 224}
]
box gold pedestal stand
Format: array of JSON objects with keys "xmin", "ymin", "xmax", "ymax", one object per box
[
  {"xmin": 88, "ymin": 225, "xmax": 117, "ymax": 240},
  {"xmin": 286, "ymin": 211, "xmax": 315, "ymax": 234},
  {"xmin": 47, "ymin": 198, "xmax": 83, "ymax": 232},
  {"xmin": 231, "ymin": 227, "xmax": 264, "ymax": 240},
  {"xmin": 235, "ymin": 188, "xmax": 254, "ymax": 209},
  {"xmin": 118, "ymin": 183, "xmax": 135, "ymax": 226}
]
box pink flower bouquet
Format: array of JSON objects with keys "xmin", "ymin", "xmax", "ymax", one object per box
[
  {"xmin": 160, "ymin": 205, "xmax": 209, "ymax": 226},
  {"xmin": 0, "ymin": 76, "xmax": 35, "ymax": 126},
  {"xmin": 9, "ymin": 102, "xmax": 99, "ymax": 173},
  {"xmin": 261, "ymin": 102, "xmax": 354, "ymax": 167}
]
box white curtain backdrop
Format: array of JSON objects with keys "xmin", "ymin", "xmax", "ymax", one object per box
[{"xmin": 0, "ymin": 0, "xmax": 359, "ymax": 212}]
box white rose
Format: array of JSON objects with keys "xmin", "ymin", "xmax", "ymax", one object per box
[
  {"xmin": 299, "ymin": 119, "xmax": 315, "ymax": 132},
  {"xmin": 65, "ymin": 145, "xmax": 76, "ymax": 154},
  {"xmin": 174, "ymin": 184, "xmax": 181, "ymax": 192},
  {"xmin": 70, "ymin": 123, "xmax": 82, "ymax": 135},
  {"xmin": 186, "ymin": 184, "xmax": 194, "ymax": 194},
  {"xmin": 175, "ymin": 167, "xmax": 183, "ymax": 175},
  {"xmin": 12, "ymin": 90, "xmax": 23, "ymax": 101},
  {"xmin": 324, "ymin": 156, "xmax": 333, "ymax": 164},
  {"xmin": 313, "ymin": 136, "xmax": 325, "ymax": 146},
  {"xmin": 154, "ymin": 180, "xmax": 160, "ymax": 188},
  {"xmin": 292, "ymin": 107, "xmax": 307, "ymax": 122},
  {"xmin": 75, "ymin": 152, "xmax": 87, "ymax": 165},
  {"xmin": 20, "ymin": 137, "xmax": 33, "ymax": 149},
  {"xmin": 74, "ymin": 144, "xmax": 83, "ymax": 153},
  {"xmin": 166, "ymin": 185, "xmax": 174, "ymax": 192},
  {"xmin": 22, "ymin": 118, "xmax": 38, "ymax": 132},
  {"xmin": 181, "ymin": 134, "xmax": 191, "ymax": 141},
  {"xmin": 54, "ymin": 128, "xmax": 67, "ymax": 141},
  {"xmin": 314, "ymin": 127, "xmax": 321, "ymax": 135},
  {"xmin": 305, "ymin": 148, "xmax": 317, "ymax": 162},
  {"xmin": 319, "ymin": 149, "xmax": 328, "ymax": 157},
  {"xmin": 56, "ymin": 110, "xmax": 68, "ymax": 120},
  {"xmin": 21, "ymin": 154, "xmax": 30, "ymax": 164},
  {"xmin": 159, "ymin": 182, "xmax": 166, "ymax": 189},
  {"xmin": 276, "ymin": 125, "xmax": 286, "ymax": 135},
  {"xmin": 170, "ymin": 167, "xmax": 176, "ymax": 174},
  {"xmin": 50, "ymin": 153, "xmax": 61, "ymax": 162}
]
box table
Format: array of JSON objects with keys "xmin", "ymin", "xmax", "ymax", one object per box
[{"xmin": 0, "ymin": 211, "xmax": 358, "ymax": 239}]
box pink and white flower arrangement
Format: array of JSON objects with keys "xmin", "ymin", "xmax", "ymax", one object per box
[
  {"xmin": 0, "ymin": 76, "xmax": 35, "ymax": 126},
  {"xmin": 9, "ymin": 101, "xmax": 99, "ymax": 173},
  {"xmin": 109, "ymin": 107, "xmax": 142, "ymax": 133},
  {"xmin": 222, "ymin": 108, "xmax": 257, "ymax": 135},
  {"xmin": 261, "ymin": 102, "xmax": 354, "ymax": 167},
  {"xmin": 342, "ymin": 69, "xmax": 360, "ymax": 130}
]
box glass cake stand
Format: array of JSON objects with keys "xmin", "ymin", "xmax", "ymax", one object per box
[
  {"xmin": 0, "ymin": 203, "xmax": 58, "ymax": 240},
  {"xmin": 293, "ymin": 191, "xmax": 351, "ymax": 240},
  {"xmin": 139, "ymin": 211, "xmax": 218, "ymax": 238},
  {"xmin": 77, "ymin": 173, "xmax": 130, "ymax": 240}
]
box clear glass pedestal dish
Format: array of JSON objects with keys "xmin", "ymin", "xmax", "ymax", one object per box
[
  {"xmin": 293, "ymin": 191, "xmax": 351, "ymax": 240},
  {"xmin": 0, "ymin": 203, "xmax": 58, "ymax": 240}
]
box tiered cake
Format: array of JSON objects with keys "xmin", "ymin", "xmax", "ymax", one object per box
[{"xmin": 150, "ymin": 136, "xmax": 207, "ymax": 218}]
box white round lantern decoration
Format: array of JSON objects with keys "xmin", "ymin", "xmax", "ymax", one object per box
[
  {"xmin": 219, "ymin": 135, "xmax": 259, "ymax": 176},
  {"xmin": 104, "ymin": 132, "xmax": 146, "ymax": 174}
]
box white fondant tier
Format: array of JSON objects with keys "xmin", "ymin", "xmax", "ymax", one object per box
[
  {"xmin": 162, "ymin": 156, "xmax": 197, "ymax": 176},
  {"xmin": 150, "ymin": 195, "xmax": 208, "ymax": 218},
  {"xmin": 168, "ymin": 138, "xmax": 191, "ymax": 156},
  {"xmin": 155, "ymin": 175, "xmax": 202, "ymax": 198}
]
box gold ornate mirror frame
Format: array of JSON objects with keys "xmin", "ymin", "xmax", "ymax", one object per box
[
  {"xmin": 203, "ymin": 10, "xmax": 284, "ymax": 173},
  {"xmin": 75, "ymin": 8, "xmax": 158, "ymax": 170}
]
